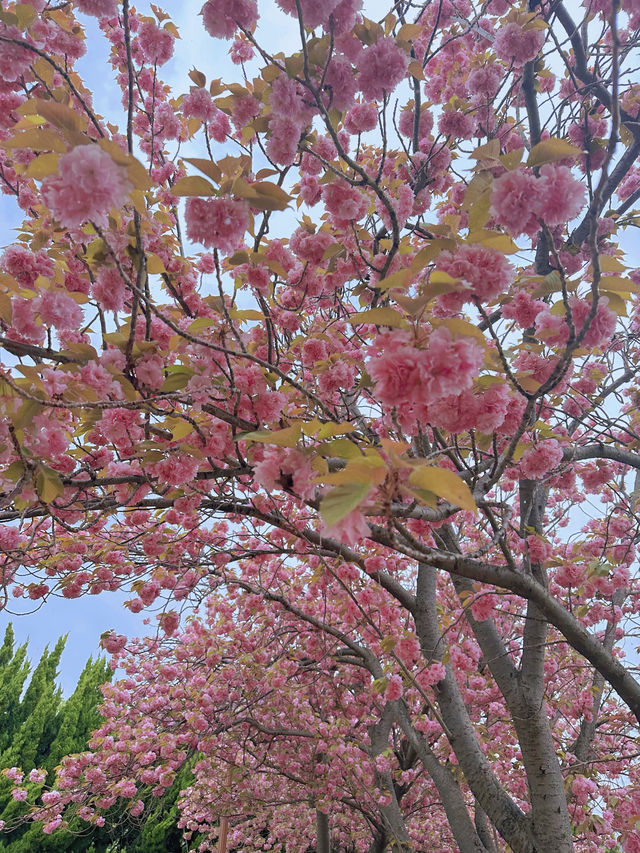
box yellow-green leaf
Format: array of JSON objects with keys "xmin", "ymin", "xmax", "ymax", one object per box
[
  {"xmin": 318, "ymin": 453, "xmax": 386, "ymax": 486},
  {"xmin": 320, "ymin": 481, "xmax": 370, "ymax": 528},
  {"xmin": 348, "ymin": 307, "xmax": 407, "ymax": 328},
  {"xmin": 146, "ymin": 254, "xmax": 166, "ymax": 274},
  {"xmin": 433, "ymin": 317, "xmax": 486, "ymax": 347},
  {"xmin": 471, "ymin": 139, "xmax": 500, "ymax": 161},
  {"xmin": 376, "ymin": 268, "xmax": 412, "ymax": 292},
  {"xmin": 467, "ymin": 190, "xmax": 492, "ymax": 232},
  {"xmin": 526, "ymin": 138, "xmax": 582, "ymax": 167},
  {"xmin": 241, "ymin": 424, "xmax": 301, "ymax": 447},
  {"xmin": 13, "ymin": 399, "xmax": 44, "ymax": 430},
  {"xmin": 5, "ymin": 461, "xmax": 25, "ymax": 483},
  {"xmin": 15, "ymin": 4, "xmax": 38, "ymax": 28},
  {"xmin": 182, "ymin": 157, "xmax": 221, "ymax": 184},
  {"xmin": 35, "ymin": 466, "xmax": 64, "ymax": 504},
  {"xmin": 409, "ymin": 466, "xmax": 476, "ymax": 511},
  {"xmin": 33, "ymin": 99, "xmax": 83, "ymax": 133},
  {"xmin": 410, "ymin": 238, "xmax": 456, "ymax": 273},
  {"xmin": 599, "ymin": 255, "xmax": 626, "ymax": 273},
  {"xmin": 171, "ymin": 175, "xmax": 216, "ymax": 196},
  {"xmin": 249, "ymin": 181, "xmax": 292, "ymax": 211},
  {"xmin": 317, "ymin": 437, "xmax": 363, "ymax": 460},
  {"xmin": 168, "ymin": 418, "xmax": 194, "ymax": 440},
  {"xmin": 161, "ymin": 368, "xmax": 194, "ymax": 392},
  {"xmin": 25, "ymin": 152, "xmax": 60, "ymax": 179},
  {"xmin": 406, "ymin": 486, "xmax": 438, "ymax": 508},
  {"xmin": 301, "ymin": 420, "xmax": 356, "ymax": 439},
  {"xmin": 599, "ymin": 276, "xmax": 640, "ymax": 294},
  {"xmin": 188, "ymin": 317, "xmax": 218, "ymax": 334},
  {"xmin": 499, "ymin": 147, "xmax": 524, "ymax": 170},
  {"xmin": 2, "ymin": 128, "xmax": 67, "ymax": 152},
  {"xmin": 467, "ymin": 230, "xmax": 519, "ymax": 253},
  {"xmin": 228, "ymin": 308, "xmax": 266, "ymax": 321}
]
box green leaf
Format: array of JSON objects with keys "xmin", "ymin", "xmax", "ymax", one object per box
[
  {"xmin": 467, "ymin": 230, "xmax": 519, "ymax": 254},
  {"xmin": 241, "ymin": 424, "xmax": 301, "ymax": 447},
  {"xmin": 432, "ymin": 317, "xmax": 486, "ymax": 347},
  {"xmin": 13, "ymin": 399, "xmax": 44, "ymax": 430},
  {"xmin": 348, "ymin": 307, "xmax": 407, "ymax": 328},
  {"xmin": 526, "ymin": 138, "xmax": 582, "ymax": 167},
  {"xmin": 316, "ymin": 437, "xmax": 363, "ymax": 459},
  {"xmin": 248, "ymin": 181, "xmax": 292, "ymax": 211},
  {"xmin": 302, "ymin": 420, "xmax": 356, "ymax": 439},
  {"xmin": 409, "ymin": 467, "xmax": 476, "ymax": 511},
  {"xmin": 410, "ymin": 239, "xmax": 456, "ymax": 273},
  {"xmin": 35, "ymin": 466, "xmax": 64, "ymax": 504},
  {"xmin": 5, "ymin": 461, "xmax": 25, "ymax": 483},
  {"xmin": 376, "ymin": 268, "xmax": 412, "ymax": 292},
  {"xmin": 171, "ymin": 175, "xmax": 216, "ymax": 196},
  {"xmin": 160, "ymin": 368, "xmax": 194, "ymax": 392},
  {"xmin": 319, "ymin": 481, "xmax": 370, "ymax": 528}
]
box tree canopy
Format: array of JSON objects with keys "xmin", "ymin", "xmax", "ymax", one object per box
[{"xmin": 0, "ymin": 0, "xmax": 640, "ymax": 851}]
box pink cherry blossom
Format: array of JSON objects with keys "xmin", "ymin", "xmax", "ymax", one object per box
[
  {"xmin": 385, "ymin": 674, "xmax": 403, "ymax": 701},
  {"xmin": 0, "ymin": 28, "xmax": 33, "ymax": 81},
  {"xmin": 138, "ymin": 20, "xmax": 174, "ymax": 66},
  {"xmin": 323, "ymin": 57, "xmax": 358, "ymax": 111},
  {"xmin": 92, "ymin": 266, "xmax": 127, "ymax": 312},
  {"xmin": 436, "ymin": 243, "xmax": 514, "ymax": 303},
  {"xmin": 276, "ymin": 0, "xmax": 341, "ymax": 29},
  {"xmin": 358, "ymin": 37, "xmax": 408, "ymax": 101},
  {"xmin": 75, "ymin": 0, "xmax": 119, "ymax": 16},
  {"xmin": 323, "ymin": 509, "xmax": 370, "ymax": 544},
  {"xmin": 490, "ymin": 168, "xmax": 541, "ymax": 236},
  {"xmin": 38, "ymin": 290, "xmax": 83, "ymax": 330},
  {"xmin": 536, "ymin": 163, "xmax": 585, "ymax": 226},
  {"xmin": 182, "ymin": 88, "xmax": 218, "ymax": 122},
  {"xmin": 344, "ymin": 102, "xmax": 379, "ymax": 134},
  {"xmin": 42, "ymin": 145, "xmax": 132, "ymax": 229},
  {"xmin": 184, "ymin": 197, "xmax": 249, "ymax": 254},
  {"xmin": 519, "ymin": 439, "xmax": 564, "ymax": 480},
  {"xmin": 201, "ymin": 0, "xmax": 258, "ymax": 39},
  {"xmin": 494, "ymin": 22, "xmax": 545, "ymax": 65}
]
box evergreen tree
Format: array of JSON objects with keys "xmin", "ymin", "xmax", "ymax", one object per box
[
  {"xmin": 0, "ymin": 627, "xmax": 190, "ymax": 852},
  {"xmin": 0, "ymin": 633, "xmax": 30, "ymax": 756}
]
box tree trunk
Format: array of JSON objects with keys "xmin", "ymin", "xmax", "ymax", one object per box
[{"xmin": 316, "ymin": 809, "xmax": 330, "ymax": 853}]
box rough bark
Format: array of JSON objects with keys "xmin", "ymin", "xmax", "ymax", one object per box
[{"xmin": 414, "ymin": 563, "xmax": 535, "ymax": 853}]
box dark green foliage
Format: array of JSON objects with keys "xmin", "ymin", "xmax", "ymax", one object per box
[{"xmin": 0, "ymin": 626, "xmax": 192, "ymax": 852}]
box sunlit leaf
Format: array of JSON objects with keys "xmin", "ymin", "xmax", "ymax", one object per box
[
  {"xmin": 376, "ymin": 268, "xmax": 412, "ymax": 292},
  {"xmin": 320, "ymin": 481, "xmax": 370, "ymax": 528},
  {"xmin": 348, "ymin": 307, "xmax": 407, "ymax": 328},
  {"xmin": 433, "ymin": 317, "xmax": 487, "ymax": 347},
  {"xmin": 526, "ymin": 138, "xmax": 582, "ymax": 167},
  {"xmin": 172, "ymin": 175, "xmax": 217, "ymax": 196},
  {"xmin": 241, "ymin": 425, "xmax": 301, "ymax": 447},
  {"xmin": 409, "ymin": 467, "xmax": 476, "ymax": 511},
  {"xmin": 35, "ymin": 466, "xmax": 64, "ymax": 504},
  {"xmin": 2, "ymin": 128, "xmax": 67, "ymax": 152},
  {"xmin": 25, "ymin": 153, "xmax": 60, "ymax": 179},
  {"xmin": 182, "ymin": 157, "xmax": 221, "ymax": 184}
]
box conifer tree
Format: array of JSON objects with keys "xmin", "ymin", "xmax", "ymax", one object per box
[{"xmin": 0, "ymin": 625, "xmax": 189, "ymax": 852}]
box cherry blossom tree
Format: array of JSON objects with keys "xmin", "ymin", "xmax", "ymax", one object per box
[{"xmin": 0, "ymin": 0, "xmax": 640, "ymax": 850}]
